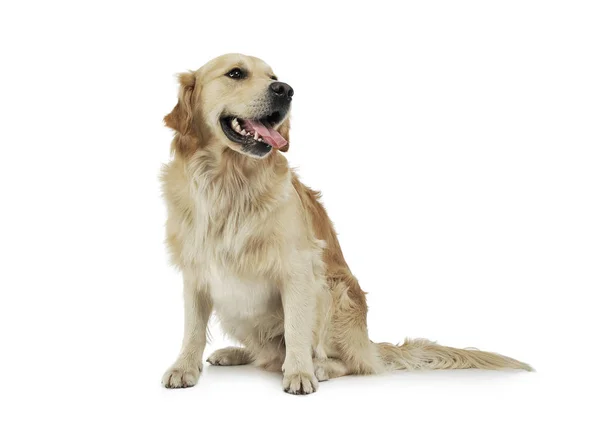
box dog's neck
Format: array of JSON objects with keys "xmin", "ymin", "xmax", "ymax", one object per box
[{"xmin": 179, "ymin": 142, "xmax": 292, "ymax": 216}]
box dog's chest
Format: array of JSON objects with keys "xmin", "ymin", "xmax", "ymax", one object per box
[
  {"xmin": 165, "ymin": 163, "xmax": 287, "ymax": 328},
  {"xmin": 207, "ymin": 270, "xmax": 280, "ymax": 321},
  {"xmin": 186, "ymin": 215, "xmax": 280, "ymax": 322}
]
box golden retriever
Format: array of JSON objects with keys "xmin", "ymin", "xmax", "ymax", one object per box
[{"xmin": 160, "ymin": 53, "xmax": 532, "ymax": 395}]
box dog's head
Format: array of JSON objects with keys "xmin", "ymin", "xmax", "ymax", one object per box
[{"xmin": 165, "ymin": 53, "xmax": 292, "ymax": 158}]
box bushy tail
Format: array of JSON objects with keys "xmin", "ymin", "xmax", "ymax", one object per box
[{"xmin": 377, "ymin": 338, "xmax": 533, "ymax": 371}]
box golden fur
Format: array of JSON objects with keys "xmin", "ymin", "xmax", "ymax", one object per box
[{"xmin": 161, "ymin": 53, "xmax": 532, "ymax": 395}]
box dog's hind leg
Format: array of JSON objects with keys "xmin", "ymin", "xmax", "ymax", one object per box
[
  {"xmin": 328, "ymin": 274, "xmax": 386, "ymax": 376},
  {"xmin": 252, "ymin": 336, "xmax": 286, "ymax": 372},
  {"xmin": 207, "ymin": 347, "xmax": 253, "ymax": 366},
  {"xmin": 313, "ymin": 358, "xmax": 350, "ymax": 381}
]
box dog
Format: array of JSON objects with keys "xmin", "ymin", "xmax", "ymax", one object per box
[{"xmin": 160, "ymin": 53, "xmax": 532, "ymax": 395}]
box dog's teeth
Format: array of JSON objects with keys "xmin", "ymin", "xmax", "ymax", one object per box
[
  {"xmin": 233, "ymin": 118, "xmax": 238, "ymax": 125},
  {"xmin": 254, "ymin": 132, "xmax": 259, "ymax": 140},
  {"xmin": 241, "ymin": 129, "xmax": 247, "ymax": 135}
]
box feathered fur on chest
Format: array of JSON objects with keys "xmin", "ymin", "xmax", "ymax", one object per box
[{"xmin": 161, "ymin": 149, "xmax": 304, "ymax": 277}]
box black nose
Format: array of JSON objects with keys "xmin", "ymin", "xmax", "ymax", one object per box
[{"xmin": 270, "ymin": 82, "xmax": 294, "ymax": 100}]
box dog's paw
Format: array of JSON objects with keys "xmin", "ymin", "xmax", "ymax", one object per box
[
  {"xmin": 207, "ymin": 347, "xmax": 251, "ymax": 366},
  {"xmin": 162, "ymin": 365, "xmax": 200, "ymax": 389},
  {"xmin": 282, "ymin": 371, "xmax": 318, "ymax": 395},
  {"xmin": 314, "ymin": 364, "xmax": 330, "ymax": 382}
]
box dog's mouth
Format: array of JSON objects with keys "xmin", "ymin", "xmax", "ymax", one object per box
[{"xmin": 219, "ymin": 111, "xmax": 288, "ymax": 151}]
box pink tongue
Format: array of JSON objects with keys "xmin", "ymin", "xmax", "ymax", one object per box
[{"xmin": 243, "ymin": 120, "xmax": 288, "ymax": 149}]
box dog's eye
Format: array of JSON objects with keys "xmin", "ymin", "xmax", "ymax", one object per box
[
  {"xmin": 226, "ymin": 68, "xmax": 245, "ymax": 80},
  {"xmin": 270, "ymin": 76, "xmax": 278, "ymax": 81}
]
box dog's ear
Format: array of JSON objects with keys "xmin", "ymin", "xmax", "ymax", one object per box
[
  {"xmin": 278, "ymin": 117, "xmax": 291, "ymax": 152},
  {"xmin": 164, "ymin": 72, "xmax": 196, "ymax": 134},
  {"xmin": 164, "ymin": 72, "xmax": 199, "ymax": 156}
]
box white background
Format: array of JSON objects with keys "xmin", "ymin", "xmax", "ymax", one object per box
[{"xmin": 1, "ymin": 1, "xmax": 598, "ymax": 424}]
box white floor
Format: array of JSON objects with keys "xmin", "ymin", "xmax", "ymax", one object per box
[
  {"xmin": 4, "ymin": 292, "xmax": 593, "ymax": 425},
  {"xmin": 10, "ymin": 342, "xmax": 591, "ymax": 425}
]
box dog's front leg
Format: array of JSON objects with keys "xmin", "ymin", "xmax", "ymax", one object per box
[
  {"xmin": 280, "ymin": 270, "xmax": 319, "ymax": 395},
  {"xmin": 162, "ymin": 271, "xmax": 212, "ymax": 388}
]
